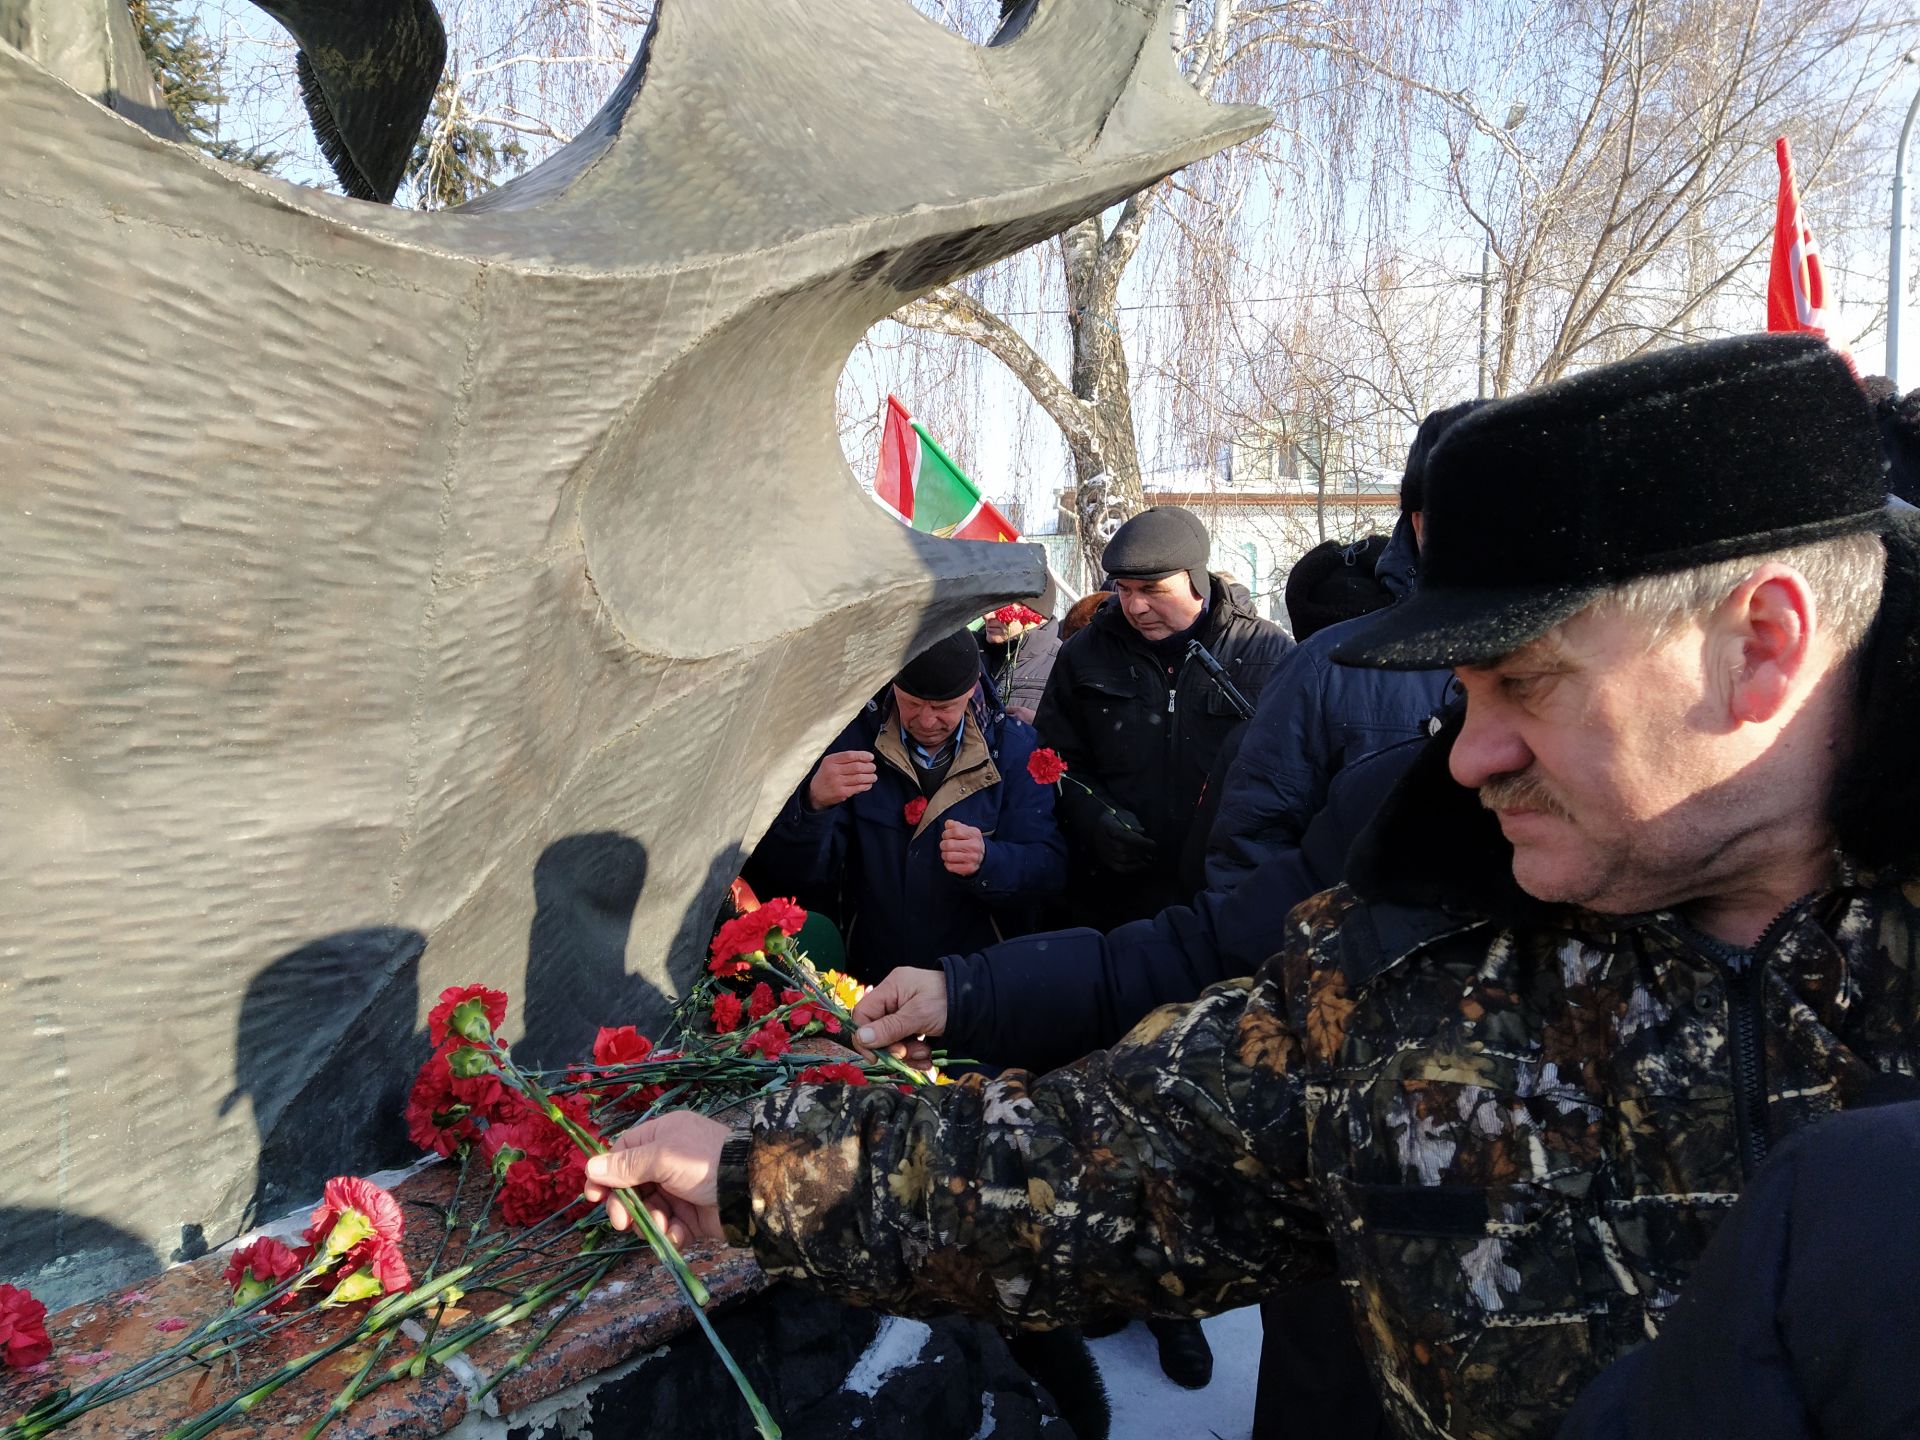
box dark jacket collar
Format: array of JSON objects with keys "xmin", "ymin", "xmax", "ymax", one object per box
[
  {"xmin": 1375, "ymin": 513, "xmax": 1420, "ymax": 601},
  {"xmin": 1828, "ymin": 506, "xmax": 1920, "ymax": 874}
]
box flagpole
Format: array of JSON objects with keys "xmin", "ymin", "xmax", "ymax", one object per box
[{"xmin": 1890, "ymin": 52, "xmax": 1920, "ymax": 388}]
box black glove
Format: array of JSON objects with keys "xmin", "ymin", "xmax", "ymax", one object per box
[{"xmin": 1091, "ymin": 809, "xmax": 1157, "ymax": 873}]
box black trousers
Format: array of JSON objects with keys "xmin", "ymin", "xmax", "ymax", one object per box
[{"xmin": 1252, "ymin": 1279, "xmax": 1390, "ymax": 1440}]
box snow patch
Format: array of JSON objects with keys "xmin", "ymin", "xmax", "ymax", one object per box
[
  {"xmin": 842, "ymin": 1316, "xmax": 934, "ymax": 1398},
  {"xmin": 966, "ymin": 1392, "xmax": 997, "ymax": 1439}
]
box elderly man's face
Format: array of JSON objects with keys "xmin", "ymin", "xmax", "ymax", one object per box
[
  {"xmin": 894, "ymin": 684, "xmax": 973, "ymax": 749},
  {"xmin": 1448, "ymin": 607, "xmax": 1762, "ymax": 915},
  {"xmin": 1114, "ymin": 574, "xmax": 1205, "ymax": 641}
]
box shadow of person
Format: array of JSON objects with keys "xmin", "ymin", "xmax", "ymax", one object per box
[
  {"xmin": 220, "ymin": 926, "xmax": 428, "ymax": 1233},
  {"xmin": 0, "ymin": 1209, "xmax": 162, "ymax": 1313},
  {"xmin": 518, "ymin": 832, "xmax": 664, "ymax": 1068}
]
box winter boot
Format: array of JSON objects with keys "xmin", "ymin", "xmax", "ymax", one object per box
[{"xmin": 1147, "ymin": 1316, "xmax": 1213, "ymax": 1390}]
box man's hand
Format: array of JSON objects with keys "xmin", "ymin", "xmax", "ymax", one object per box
[
  {"xmin": 582, "ymin": 1111, "xmax": 731, "ymax": 1247},
  {"xmin": 939, "ymin": 819, "xmax": 986, "ymax": 876},
  {"xmin": 807, "ymin": 750, "xmax": 878, "ymax": 810},
  {"xmin": 851, "ymin": 966, "xmax": 948, "ymax": 1067},
  {"xmin": 1006, "ymin": 703, "xmax": 1038, "ymax": 725},
  {"xmin": 1091, "ymin": 808, "xmax": 1157, "ymax": 873}
]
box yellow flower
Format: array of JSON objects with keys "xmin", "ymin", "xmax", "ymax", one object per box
[
  {"xmin": 927, "ymin": 1065, "xmax": 954, "ymax": 1085},
  {"xmin": 821, "ymin": 969, "xmax": 867, "ymax": 1013}
]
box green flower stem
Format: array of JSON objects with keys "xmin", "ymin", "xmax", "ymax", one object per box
[
  {"xmin": 487, "ymin": 1049, "xmax": 713, "ymax": 1310},
  {"xmin": 159, "ymin": 1332, "xmax": 356, "ymax": 1440},
  {"xmin": 471, "ymin": 1256, "xmax": 616, "ymax": 1404},
  {"xmin": 2, "ymin": 1252, "xmax": 342, "ymax": 1439},
  {"xmin": 298, "ymin": 1327, "xmax": 402, "ymax": 1440},
  {"xmin": 476, "ymin": 1039, "xmax": 778, "ymax": 1438}
]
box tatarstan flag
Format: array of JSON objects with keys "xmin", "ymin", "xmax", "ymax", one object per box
[{"xmin": 873, "ymin": 395, "xmax": 1021, "ymax": 542}]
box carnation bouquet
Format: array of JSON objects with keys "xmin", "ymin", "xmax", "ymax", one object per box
[{"xmin": 3, "ymin": 901, "xmax": 962, "ymax": 1440}]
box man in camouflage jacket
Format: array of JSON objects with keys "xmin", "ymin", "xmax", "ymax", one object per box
[{"xmin": 585, "ymin": 334, "xmax": 1920, "ymax": 1440}]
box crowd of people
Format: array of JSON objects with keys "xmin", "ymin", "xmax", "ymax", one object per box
[{"xmin": 602, "ymin": 333, "xmax": 1920, "ymax": 1440}]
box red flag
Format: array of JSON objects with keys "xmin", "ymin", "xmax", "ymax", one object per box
[
  {"xmin": 874, "ymin": 395, "xmax": 919, "ymax": 522},
  {"xmin": 1768, "ymin": 137, "xmax": 1829, "ymax": 336}
]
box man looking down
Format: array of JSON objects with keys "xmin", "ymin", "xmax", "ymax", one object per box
[
  {"xmin": 583, "ymin": 334, "xmax": 1920, "ymax": 1439},
  {"xmin": 749, "ymin": 629, "xmax": 1065, "ymax": 981}
]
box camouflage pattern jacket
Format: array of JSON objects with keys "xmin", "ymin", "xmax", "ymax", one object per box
[{"xmin": 716, "ymin": 732, "xmax": 1920, "ymax": 1440}]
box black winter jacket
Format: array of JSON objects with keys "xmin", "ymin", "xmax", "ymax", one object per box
[
  {"xmin": 1034, "ymin": 574, "xmax": 1291, "ymax": 924},
  {"xmin": 1204, "ymin": 516, "xmax": 1453, "ymax": 895},
  {"xmin": 939, "ymin": 730, "xmax": 1424, "ymax": 1072}
]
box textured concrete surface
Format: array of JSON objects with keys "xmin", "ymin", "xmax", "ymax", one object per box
[{"xmin": 0, "ymin": 0, "xmax": 1267, "ymax": 1299}]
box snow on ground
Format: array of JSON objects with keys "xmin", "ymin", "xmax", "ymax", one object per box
[{"xmin": 1092, "ymin": 1307, "xmax": 1260, "ymax": 1440}]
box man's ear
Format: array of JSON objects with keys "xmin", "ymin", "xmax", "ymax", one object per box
[{"xmin": 1721, "ymin": 566, "xmax": 1816, "ymax": 725}]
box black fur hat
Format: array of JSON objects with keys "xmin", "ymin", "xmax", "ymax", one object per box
[{"xmin": 1334, "ymin": 333, "xmax": 1889, "ymax": 669}]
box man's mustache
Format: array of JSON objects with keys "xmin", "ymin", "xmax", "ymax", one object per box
[{"xmin": 1478, "ymin": 770, "xmax": 1574, "ymax": 822}]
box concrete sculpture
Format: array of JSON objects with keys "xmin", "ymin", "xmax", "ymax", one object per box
[{"xmin": 0, "ymin": 0, "xmax": 1266, "ymax": 1301}]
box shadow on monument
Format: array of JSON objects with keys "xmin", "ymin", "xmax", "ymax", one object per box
[
  {"xmin": 224, "ymin": 831, "xmax": 738, "ymax": 1232},
  {"xmin": 223, "ymin": 925, "xmax": 431, "ymax": 1233},
  {"xmin": 0, "ymin": 1210, "xmax": 161, "ymax": 1314},
  {"xmin": 520, "ymin": 831, "xmax": 660, "ymax": 1068}
]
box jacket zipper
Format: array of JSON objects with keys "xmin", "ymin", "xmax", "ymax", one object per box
[
  {"xmin": 1718, "ymin": 895, "xmax": 1814, "ymax": 1181},
  {"xmin": 1724, "ymin": 960, "xmax": 1767, "ymax": 1180}
]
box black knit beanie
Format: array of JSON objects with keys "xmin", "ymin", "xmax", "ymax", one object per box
[
  {"xmin": 1286, "ymin": 535, "xmax": 1393, "ymax": 640},
  {"xmin": 894, "ymin": 629, "xmax": 982, "ymax": 702},
  {"xmin": 1101, "ymin": 505, "xmax": 1211, "ymax": 600}
]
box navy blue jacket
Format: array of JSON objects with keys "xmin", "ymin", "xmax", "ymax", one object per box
[
  {"xmin": 1203, "ymin": 516, "xmax": 1453, "ymax": 895},
  {"xmin": 939, "ymin": 731, "xmax": 1425, "ymax": 1072},
  {"xmin": 1558, "ymin": 1096, "xmax": 1920, "ymax": 1440},
  {"xmin": 754, "ymin": 692, "xmax": 1067, "ymax": 983}
]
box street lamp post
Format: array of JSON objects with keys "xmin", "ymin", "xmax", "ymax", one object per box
[{"xmin": 1890, "ymin": 52, "xmax": 1920, "ymax": 389}]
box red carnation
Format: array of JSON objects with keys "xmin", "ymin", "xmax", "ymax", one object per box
[
  {"xmin": 366, "ymin": 1240, "xmax": 415, "ymax": 1295},
  {"xmin": 795, "ymin": 1061, "xmax": 869, "ymax": 1086},
  {"xmin": 592, "ymin": 1025, "xmax": 653, "ymax": 1068},
  {"xmin": 1027, "ymin": 748, "xmax": 1068, "ymax": 786},
  {"xmin": 427, "ymin": 984, "xmax": 508, "ymax": 1046},
  {"xmin": 740, "ymin": 1021, "xmax": 792, "ymax": 1061},
  {"xmin": 711, "ymin": 992, "xmax": 744, "ymax": 1034},
  {"xmin": 406, "ymin": 1051, "xmax": 481, "ymax": 1157},
  {"xmin": 780, "ymin": 988, "xmax": 839, "ymax": 1034},
  {"xmin": 483, "ymin": 1113, "xmax": 589, "ymax": 1227},
  {"xmin": 904, "ymin": 796, "xmax": 928, "ymax": 826},
  {"xmin": 305, "ymin": 1176, "xmax": 403, "ymax": 1253},
  {"xmin": 755, "ymin": 896, "xmax": 808, "ymax": 938},
  {"xmin": 992, "ymin": 604, "xmax": 1047, "ymax": 628},
  {"xmin": 707, "ymin": 912, "xmax": 767, "ymax": 976},
  {"xmin": 746, "ymin": 981, "xmax": 776, "ymax": 1022},
  {"xmin": 224, "ymin": 1237, "xmax": 306, "ymax": 1309},
  {"xmin": 708, "ymin": 897, "xmax": 809, "ymax": 976},
  {"xmin": 304, "ymin": 1177, "xmax": 410, "ymax": 1294},
  {"xmin": 0, "ymin": 1284, "xmax": 52, "ymax": 1371}
]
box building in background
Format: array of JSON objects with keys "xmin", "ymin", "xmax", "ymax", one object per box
[{"xmin": 1040, "ymin": 416, "xmax": 1400, "ymax": 628}]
